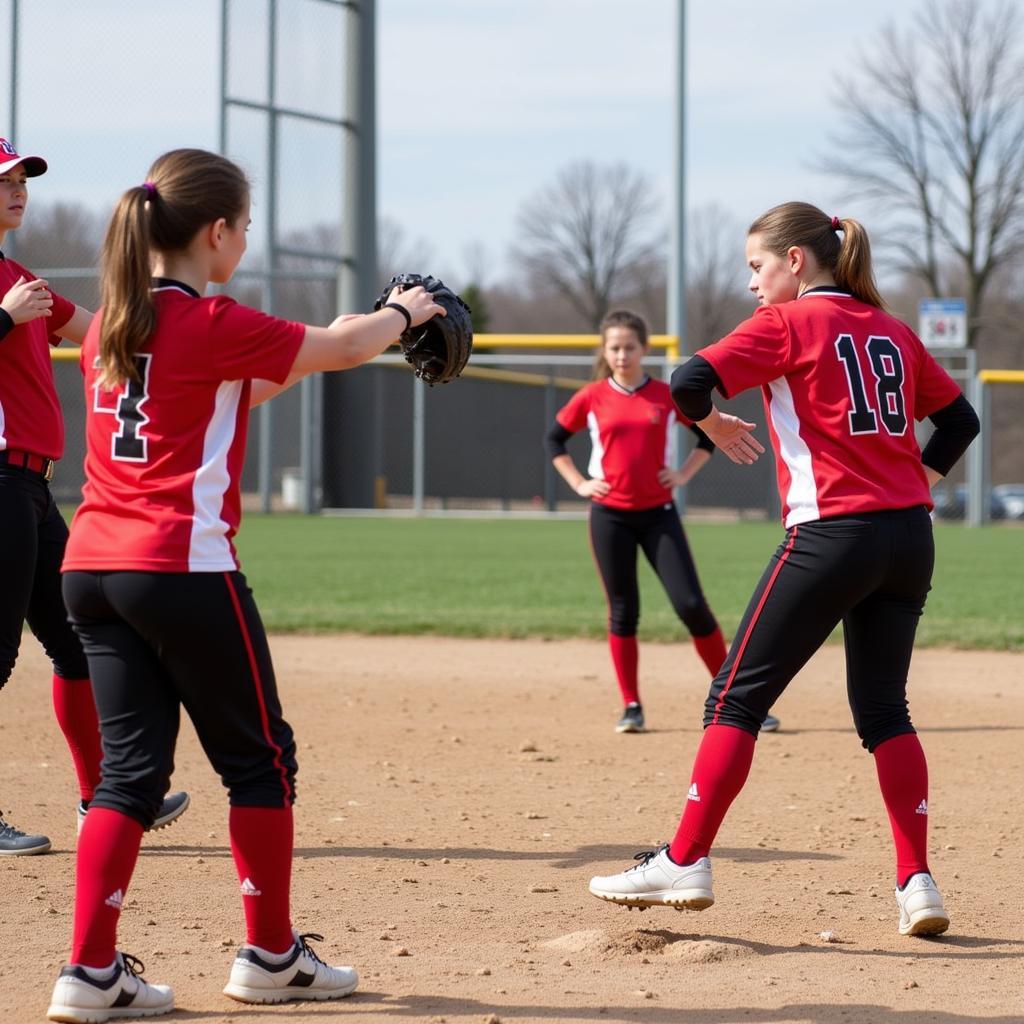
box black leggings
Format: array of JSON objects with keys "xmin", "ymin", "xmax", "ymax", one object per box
[
  {"xmin": 588, "ymin": 501, "xmax": 718, "ymax": 638},
  {"xmin": 0, "ymin": 466, "xmax": 88, "ymax": 690},
  {"xmin": 62, "ymin": 570, "xmax": 297, "ymax": 828},
  {"xmin": 707, "ymin": 506, "xmax": 934, "ymax": 750}
]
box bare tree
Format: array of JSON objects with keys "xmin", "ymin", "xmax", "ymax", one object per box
[
  {"xmin": 822, "ymin": 0, "xmax": 1024, "ymax": 344},
  {"xmin": 511, "ymin": 161, "xmax": 664, "ymax": 330},
  {"xmin": 683, "ymin": 203, "xmax": 751, "ymax": 350}
]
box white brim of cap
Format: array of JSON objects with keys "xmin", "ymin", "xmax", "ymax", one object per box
[{"xmin": 0, "ymin": 155, "xmax": 47, "ymax": 176}]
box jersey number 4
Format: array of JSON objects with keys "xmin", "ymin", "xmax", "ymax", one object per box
[
  {"xmin": 92, "ymin": 353, "xmax": 152, "ymax": 462},
  {"xmin": 834, "ymin": 334, "xmax": 907, "ymax": 436}
]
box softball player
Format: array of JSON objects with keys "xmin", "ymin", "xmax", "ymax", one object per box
[
  {"xmin": 545, "ymin": 310, "xmax": 778, "ymax": 734},
  {"xmin": 46, "ymin": 148, "xmax": 443, "ymax": 1023},
  {"xmin": 0, "ymin": 139, "xmax": 187, "ymax": 857},
  {"xmin": 588, "ymin": 202, "xmax": 979, "ymax": 938}
]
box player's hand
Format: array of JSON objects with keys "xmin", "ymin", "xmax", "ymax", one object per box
[
  {"xmin": 576, "ymin": 478, "xmax": 611, "ymax": 499},
  {"xmin": 699, "ymin": 409, "xmax": 765, "ymax": 465},
  {"xmin": 658, "ymin": 467, "xmax": 688, "ymax": 488},
  {"xmin": 385, "ymin": 284, "xmax": 445, "ymax": 328},
  {"xmin": 2, "ymin": 275, "xmax": 54, "ymax": 324}
]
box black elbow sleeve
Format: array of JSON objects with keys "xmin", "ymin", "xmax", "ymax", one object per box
[
  {"xmin": 670, "ymin": 356, "xmax": 720, "ymax": 421},
  {"xmin": 545, "ymin": 421, "xmax": 573, "ymax": 460},
  {"xmin": 921, "ymin": 394, "xmax": 980, "ymax": 477}
]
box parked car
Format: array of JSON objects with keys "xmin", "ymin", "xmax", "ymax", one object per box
[
  {"xmin": 932, "ymin": 485, "xmax": 1007, "ymax": 521},
  {"xmin": 992, "ymin": 484, "xmax": 1024, "ymax": 521}
]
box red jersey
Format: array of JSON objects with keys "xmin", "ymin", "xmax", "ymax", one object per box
[
  {"xmin": 698, "ymin": 289, "xmax": 961, "ymax": 527},
  {"xmin": 0, "ymin": 253, "xmax": 76, "ymax": 459},
  {"xmin": 556, "ymin": 376, "xmax": 691, "ymax": 511},
  {"xmin": 63, "ymin": 283, "xmax": 305, "ymax": 573}
]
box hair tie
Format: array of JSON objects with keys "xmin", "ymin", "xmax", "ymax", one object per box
[
  {"xmin": 141, "ymin": 182, "xmax": 157, "ymax": 200},
  {"xmin": 830, "ymin": 216, "xmax": 841, "ymax": 230}
]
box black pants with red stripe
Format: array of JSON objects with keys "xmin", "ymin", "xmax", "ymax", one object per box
[
  {"xmin": 62, "ymin": 570, "xmax": 297, "ymax": 828},
  {"xmin": 707, "ymin": 506, "xmax": 934, "ymax": 751},
  {"xmin": 0, "ymin": 465, "xmax": 89, "ymax": 689},
  {"xmin": 589, "ymin": 501, "xmax": 718, "ymax": 638}
]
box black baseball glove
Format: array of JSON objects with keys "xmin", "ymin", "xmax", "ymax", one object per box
[{"xmin": 373, "ymin": 273, "xmax": 473, "ymax": 385}]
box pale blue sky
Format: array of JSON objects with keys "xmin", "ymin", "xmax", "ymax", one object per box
[{"xmin": 1, "ymin": 0, "xmax": 919, "ymax": 283}]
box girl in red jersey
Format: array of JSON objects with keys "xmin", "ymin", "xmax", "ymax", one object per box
[
  {"xmin": 545, "ymin": 310, "xmax": 779, "ymax": 733},
  {"xmin": 0, "ymin": 139, "xmax": 188, "ymax": 857},
  {"xmin": 46, "ymin": 149, "xmax": 443, "ymax": 1023},
  {"xmin": 588, "ymin": 203, "xmax": 979, "ymax": 939}
]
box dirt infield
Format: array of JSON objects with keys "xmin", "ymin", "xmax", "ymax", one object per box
[{"xmin": 3, "ymin": 636, "xmax": 1023, "ymax": 1023}]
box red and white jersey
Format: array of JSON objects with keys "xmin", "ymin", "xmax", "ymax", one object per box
[
  {"xmin": 556, "ymin": 376, "xmax": 691, "ymax": 511},
  {"xmin": 698, "ymin": 289, "xmax": 961, "ymax": 527},
  {"xmin": 0, "ymin": 253, "xmax": 75, "ymax": 460},
  {"xmin": 63, "ymin": 283, "xmax": 305, "ymax": 573}
]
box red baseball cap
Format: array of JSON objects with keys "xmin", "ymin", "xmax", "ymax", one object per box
[{"xmin": 0, "ymin": 138, "xmax": 47, "ymax": 176}]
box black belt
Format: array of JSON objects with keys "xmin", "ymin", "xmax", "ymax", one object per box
[{"xmin": 0, "ymin": 448, "xmax": 56, "ymax": 481}]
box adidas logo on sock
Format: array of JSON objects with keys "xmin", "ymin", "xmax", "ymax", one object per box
[
  {"xmin": 240, "ymin": 877, "xmax": 262, "ymax": 896},
  {"xmin": 104, "ymin": 889, "xmax": 124, "ymax": 910},
  {"xmin": 915, "ymin": 799, "xmax": 928, "ymax": 815},
  {"xmin": 687, "ymin": 783, "xmax": 701, "ymax": 803}
]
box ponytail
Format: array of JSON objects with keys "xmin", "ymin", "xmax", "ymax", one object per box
[
  {"xmin": 749, "ymin": 202, "xmax": 886, "ymax": 308},
  {"xmin": 97, "ymin": 148, "xmax": 250, "ymax": 387},
  {"xmin": 833, "ymin": 217, "xmax": 885, "ymax": 308},
  {"xmin": 98, "ymin": 188, "xmax": 156, "ymax": 387}
]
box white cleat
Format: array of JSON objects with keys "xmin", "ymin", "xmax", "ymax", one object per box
[
  {"xmin": 895, "ymin": 872, "xmax": 950, "ymax": 936},
  {"xmin": 47, "ymin": 952, "xmax": 173, "ymax": 1023},
  {"xmin": 589, "ymin": 845, "xmax": 714, "ymax": 910},
  {"xmin": 223, "ymin": 931, "xmax": 358, "ymax": 1004}
]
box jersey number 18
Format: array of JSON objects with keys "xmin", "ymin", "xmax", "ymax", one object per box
[{"xmin": 834, "ymin": 334, "xmax": 907, "ymax": 436}]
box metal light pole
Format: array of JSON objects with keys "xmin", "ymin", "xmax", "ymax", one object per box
[{"xmin": 669, "ymin": 0, "xmax": 688, "ymax": 511}]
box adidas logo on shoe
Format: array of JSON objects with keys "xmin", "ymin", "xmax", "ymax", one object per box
[
  {"xmin": 915, "ymin": 799, "xmax": 928, "ymax": 815},
  {"xmin": 104, "ymin": 889, "xmax": 124, "ymax": 910},
  {"xmin": 223, "ymin": 930, "xmax": 358, "ymax": 1004},
  {"xmin": 47, "ymin": 951, "xmax": 173, "ymax": 1022},
  {"xmin": 687, "ymin": 783, "xmax": 701, "ymax": 803},
  {"xmin": 240, "ymin": 877, "xmax": 262, "ymax": 897}
]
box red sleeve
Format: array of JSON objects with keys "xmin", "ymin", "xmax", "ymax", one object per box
[
  {"xmin": 696, "ymin": 305, "xmax": 792, "ymax": 398},
  {"xmin": 205, "ymin": 297, "xmax": 305, "ymax": 384},
  {"xmin": 556, "ymin": 383, "xmax": 593, "ymax": 433},
  {"xmin": 47, "ymin": 290, "xmax": 76, "ymax": 347}
]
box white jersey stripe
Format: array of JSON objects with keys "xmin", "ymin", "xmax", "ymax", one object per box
[
  {"xmin": 188, "ymin": 380, "xmax": 244, "ymax": 571},
  {"xmin": 767, "ymin": 377, "xmax": 820, "ymax": 527},
  {"xmin": 586, "ymin": 409, "xmax": 607, "ymax": 480},
  {"xmin": 664, "ymin": 407, "xmax": 676, "ymax": 467}
]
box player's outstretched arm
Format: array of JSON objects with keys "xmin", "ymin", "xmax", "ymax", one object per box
[{"xmin": 290, "ymin": 285, "xmax": 442, "ymax": 377}]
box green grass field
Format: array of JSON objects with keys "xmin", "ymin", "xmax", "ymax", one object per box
[{"xmin": 234, "ymin": 515, "xmax": 1023, "ymax": 651}]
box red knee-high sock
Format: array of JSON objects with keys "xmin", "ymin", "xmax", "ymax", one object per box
[
  {"xmin": 669, "ymin": 724, "xmax": 757, "ymax": 865},
  {"xmin": 52, "ymin": 674, "xmax": 103, "ymax": 803},
  {"xmin": 229, "ymin": 805, "xmax": 294, "ymax": 953},
  {"xmin": 608, "ymin": 633, "xmax": 639, "ymax": 705},
  {"xmin": 71, "ymin": 808, "xmax": 144, "ymax": 967},
  {"xmin": 692, "ymin": 627, "xmax": 728, "ymax": 677},
  {"xmin": 873, "ymin": 732, "xmax": 931, "ymax": 887}
]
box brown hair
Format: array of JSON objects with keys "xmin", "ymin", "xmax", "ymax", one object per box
[
  {"xmin": 747, "ymin": 201, "xmax": 885, "ymax": 308},
  {"xmin": 592, "ymin": 309, "xmax": 650, "ymax": 380},
  {"xmin": 98, "ymin": 148, "xmax": 250, "ymax": 386}
]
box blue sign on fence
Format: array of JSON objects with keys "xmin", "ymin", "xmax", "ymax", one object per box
[{"xmin": 918, "ymin": 298, "xmax": 967, "ymax": 349}]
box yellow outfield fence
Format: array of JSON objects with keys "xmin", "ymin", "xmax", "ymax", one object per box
[{"xmin": 978, "ymin": 369, "xmax": 1024, "ymax": 385}]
